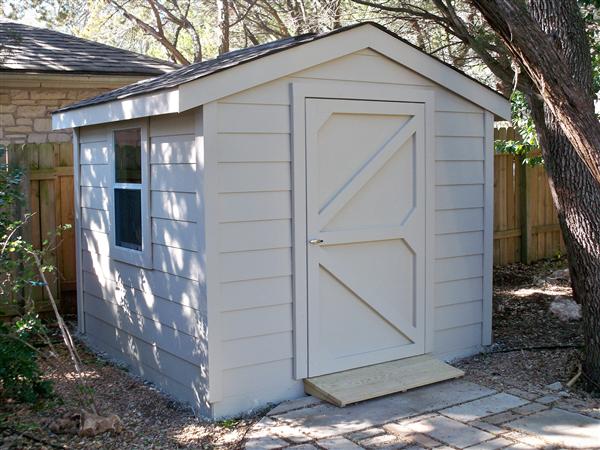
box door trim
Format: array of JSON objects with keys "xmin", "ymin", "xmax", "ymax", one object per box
[{"xmin": 291, "ymin": 82, "xmax": 436, "ymax": 379}]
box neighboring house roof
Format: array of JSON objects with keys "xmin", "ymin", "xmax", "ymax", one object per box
[
  {"xmin": 0, "ymin": 20, "xmax": 176, "ymax": 76},
  {"xmin": 53, "ymin": 22, "xmax": 511, "ymax": 128}
]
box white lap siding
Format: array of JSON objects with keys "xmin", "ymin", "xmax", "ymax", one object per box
[
  {"xmin": 208, "ymin": 50, "xmax": 490, "ymax": 416},
  {"xmin": 78, "ymin": 110, "xmax": 209, "ymax": 415}
]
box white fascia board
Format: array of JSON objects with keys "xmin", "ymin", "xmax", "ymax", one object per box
[
  {"xmin": 178, "ymin": 24, "xmax": 510, "ymax": 120},
  {"xmin": 52, "ymin": 88, "xmax": 179, "ymax": 130}
]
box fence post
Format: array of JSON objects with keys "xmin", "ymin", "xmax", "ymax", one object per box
[{"xmin": 519, "ymin": 157, "xmax": 533, "ymax": 264}]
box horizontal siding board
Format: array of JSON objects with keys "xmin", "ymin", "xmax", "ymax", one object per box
[
  {"xmin": 151, "ymin": 135, "xmax": 196, "ymax": 164},
  {"xmin": 81, "ymin": 228, "xmax": 110, "ymax": 256},
  {"xmin": 436, "ymin": 137, "xmax": 484, "ymax": 161},
  {"xmin": 85, "ymin": 316, "xmax": 205, "ymax": 399},
  {"xmin": 150, "ymin": 111, "xmax": 196, "ymax": 137},
  {"xmin": 435, "ymin": 231, "xmax": 484, "ymax": 259},
  {"xmin": 220, "ymin": 332, "xmax": 293, "ymax": 369},
  {"xmin": 83, "ymin": 270, "xmax": 205, "ymax": 338},
  {"xmin": 218, "ymin": 191, "xmax": 291, "ymax": 222},
  {"xmin": 435, "ymin": 300, "xmax": 483, "ymax": 331},
  {"xmin": 79, "ymin": 125, "xmax": 106, "ymax": 143},
  {"xmin": 153, "ymin": 244, "xmax": 201, "ymax": 281},
  {"xmin": 435, "ymin": 254, "xmax": 483, "ymax": 282},
  {"xmin": 221, "ymin": 304, "xmax": 292, "ymax": 341},
  {"xmin": 436, "ymin": 112, "xmax": 484, "ymax": 137},
  {"xmin": 221, "ymin": 359, "xmax": 297, "ymax": 398},
  {"xmin": 434, "ymin": 323, "xmax": 482, "ymax": 355},
  {"xmin": 435, "ymin": 278, "xmax": 483, "ymax": 308},
  {"xmin": 151, "ymin": 191, "xmax": 199, "ymax": 222},
  {"xmin": 80, "ymin": 164, "xmax": 110, "ymax": 187},
  {"xmin": 81, "ymin": 250, "xmax": 206, "ymax": 313},
  {"xmin": 80, "ymin": 186, "xmax": 110, "ymax": 211},
  {"xmin": 81, "ymin": 207, "xmax": 109, "ymax": 233},
  {"xmin": 84, "ymin": 292, "xmax": 205, "ymax": 366},
  {"xmin": 217, "ymin": 162, "xmax": 290, "ymax": 193},
  {"xmin": 436, "ymin": 208, "xmax": 484, "ymax": 234},
  {"xmin": 434, "ymin": 89, "xmax": 482, "ymax": 113},
  {"xmin": 219, "ymin": 219, "xmax": 291, "ymax": 253},
  {"xmin": 436, "ymin": 161, "xmax": 484, "ymax": 185},
  {"xmin": 436, "ymin": 185, "xmax": 484, "ymax": 211},
  {"xmin": 217, "ymin": 103, "xmax": 290, "ymax": 134},
  {"xmin": 80, "ymin": 142, "xmax": 109, "ymax": 164},
  {"xmin": 151, "ymin": 164, "xmax": 197, "ymax": 193},
  {"xmin": 219, "ymin": 248, "xmax": 292, "ymax": 282},
  {"xmin": 217, "ymin": 133, "xmax": 290, "ymax": 162},
  {"xmin": 220, "ymin": 276, "xmax": 293, "ymax": 312},
  {"xmin": 152, "ymin": 218, "xmax": 199, "ymax": 251}
]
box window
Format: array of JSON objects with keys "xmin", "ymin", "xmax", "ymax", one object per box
[{"xmin": 109, "ymin": 124, "xmax": 151, "ymax": 267}]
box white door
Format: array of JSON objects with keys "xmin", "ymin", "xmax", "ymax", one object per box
[{"xmin": 305, "ymin": 98, "xmax": 426, "ymax": 377}]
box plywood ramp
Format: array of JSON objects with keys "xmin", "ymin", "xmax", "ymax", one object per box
[{"xmin": 304, "ymin": 354, "xmax": 464, "ymax": 407}]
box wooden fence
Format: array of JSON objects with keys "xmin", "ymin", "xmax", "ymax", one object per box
[
  {"xmin": 493, "ymin": 128, "xmax": 565, "ymax": 266},
  {"xmin": 1, "ymin": 143, "xmax": 75, "ymax": 316}
]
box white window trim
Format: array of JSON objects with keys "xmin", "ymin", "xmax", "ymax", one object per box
[{"xmin": 107, "ymin": 119, "xmax": 152, "ymax": 268}]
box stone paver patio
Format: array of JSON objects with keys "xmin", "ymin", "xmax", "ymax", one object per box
[{"xmin": 244, "ymin": 380, "xmax": 600, "ymax": 449}]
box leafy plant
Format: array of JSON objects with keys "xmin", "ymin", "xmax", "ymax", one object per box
[
  {"xmin": 0, "ymin": 315, "xmax": 53, "ymax": 403},
  {"xmin": 495, "ymin": 91, "xmax": 543, "ymax": 166}
]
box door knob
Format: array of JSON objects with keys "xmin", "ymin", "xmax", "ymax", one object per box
[{"xmin": 308, "ymin": 239, "xmax": 324, "ymax": 245}]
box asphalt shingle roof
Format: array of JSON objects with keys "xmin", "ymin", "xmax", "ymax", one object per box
[
  {"xmin": 0, "ymin": 21, "xmax": 176, "ymax": 76},
  {"xmin": 54, "ymin": 22, "xmax": 505, "ymax": 114}
]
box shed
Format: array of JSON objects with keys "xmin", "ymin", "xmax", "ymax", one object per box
[{"xmin": 52, "ymin": 22, "xmax": 510, "ymax": 418}]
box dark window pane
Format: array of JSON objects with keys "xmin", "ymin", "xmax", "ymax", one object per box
[
  {"xmin": 115, "ymin": 189, "xmax": 142, "ymax": 250},
  {"xmin": 115, "ymin": 128, "xmax": 141, "ymax": 183}
]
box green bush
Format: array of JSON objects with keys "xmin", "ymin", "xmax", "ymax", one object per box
[{"xmin": 0, "ymin": 315, "xmax": 53, "ymax": 403}]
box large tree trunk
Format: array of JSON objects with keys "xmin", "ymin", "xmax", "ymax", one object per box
[{"xmin": 525, "ymin": 0, "xmax": 600, "ymax": 387}]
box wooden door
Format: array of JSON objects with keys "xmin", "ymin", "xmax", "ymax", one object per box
[{"xmin": 305, "ymin": 99, "xmax": 426, "ymax": 377}]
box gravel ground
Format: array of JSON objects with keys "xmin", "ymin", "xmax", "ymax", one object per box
[{"xmin": 1, "ymin": 257, "xmax": 595, "ymax": 449}]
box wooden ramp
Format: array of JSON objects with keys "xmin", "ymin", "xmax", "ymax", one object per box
[{"xmin": 304, "ymin": 354, "xmax": 464, "ymax": 407}]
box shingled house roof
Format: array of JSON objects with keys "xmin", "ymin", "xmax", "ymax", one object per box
[
  {"xmin": 54, "ymin": 22, "xmax": 506, "ymax": 114},
  {"xmin": 0, "ymin": 21, "xmax": 176, "ymax": 76}
]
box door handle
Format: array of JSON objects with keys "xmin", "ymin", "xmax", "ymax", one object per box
[{"xmin": 308, "ymin": 239, "xmax": 324, "ymax": 245}]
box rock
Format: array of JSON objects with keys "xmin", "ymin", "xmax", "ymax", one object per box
[
  {"xmin": 545, "ymin": 382, "xmax": 563, "ymax": 391},
  {"xmin": 79, "ymin": 411, "xmax": 124, "ymax": 436},
  {"xmin": 549, "ymin": 296, "xmax": 581, "ymax": 321},
  {"xmin": 548, "ymin": 268, "xmax": 570, "ymax": 282}
]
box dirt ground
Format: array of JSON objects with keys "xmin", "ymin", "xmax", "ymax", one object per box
[{"xmin": 1, "ymin": 257, "xmax": 596, "ymax": 449}]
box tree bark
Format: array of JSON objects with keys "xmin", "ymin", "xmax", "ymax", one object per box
[
  {"xmin": 217, "ymin": 0, "xmax": 231, "ymax": 54},
  {"xmin": 471, "ymin": 0, "xmax": 600, "ymax": 186},
  {"xmin": 522, "ymin": 0, "xmax": 600, "ymax": 389}
]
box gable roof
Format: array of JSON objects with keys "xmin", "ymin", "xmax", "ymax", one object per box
[
  {"xmin": 53, "ymin": 22, "xmax": 510, "ymax": 128},
  {"xmin": 0, "ymin": 21, "xmax": 176, "ymax": 76}
]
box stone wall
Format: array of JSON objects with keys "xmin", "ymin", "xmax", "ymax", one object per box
[{"xmin": 0, "ymin": 86, "xmax": 109, "ymax": 146}]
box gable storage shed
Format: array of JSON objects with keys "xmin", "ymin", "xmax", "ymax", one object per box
[{"xmin": 53, "ymin": 22, "xmax": 510, "ymax": 418}]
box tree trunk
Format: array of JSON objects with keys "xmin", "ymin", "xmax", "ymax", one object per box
[
  {"xmin": 525, "ymin": 0, "xmax": 600, "ymax": 387},
  {"xmin": 217, "ymin": 0, "xmax": 230, "ymax": 54},
  {"xmin": 471, "ymin": 0, "xmax": 600, "ymax": 186}
]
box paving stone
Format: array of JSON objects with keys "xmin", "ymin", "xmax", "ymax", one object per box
[
  {"xmin": 276, "ymin": 381, "xmax": 495, "ymax": 438},
  {"xmin": 511, "ymin": 402, "xmax": 549, "ymax": 416},
  {"xmin": 483, "ymin": 411, "xmax": 522, "ymax": 425},
  {"xmin": 383, "ymin": 423, "xmax": 442, "ymax": 447},
  {"xmin": 504, "ymin": 388, "xmax": 540, "ymax": 401},
  {"xmin": 317, "ymin": 437, "xmax": 364, "ymax": 449},
  {"xmin": 464, "ymin": 437, "xmax": 513, "ymax": 450},
  {"xmin": 359, "ymin": 433, "xmax": 407, "ymax": 449},
  {"xmin": 407, "ymin": 416, "xmax": 495, "ymax": 449},
  {"xmin": 402, "ymin": 446, "xmax": 427, "ymax": 450},
  {"xmin": 468, "ymin": 420, "xmax": 507, "ymax": 435},
  {"xmin": 409, "ymin": 433, "xmax": 443, "ymax": 447},
  {"xmin": 440, "ymin": 393, "xmax": 529, "ymax": 422},
  {"xmin": 288, "ymin": 445, "xmax": 318, "ymax": 449},
  {"xmin": 536, "ymin": 395, "xmax": 560, "ymax": 405},
  {"xmin": 271, "ymin": 424, "xmax": 312, "ymax": 443},
  {"xmin": 347, "ymin": 427, "xmax": 386, "ymax": 442},
  {"xmin": 507, "ymin": 408, "xmax": 600, "ymax": 448},
  {"xmin": 244, "ymin": 435, "xmax": 289, "ymax": 449},
  {"xmin": 268, "ymin": 396, "xmax": 324, "ymax": 416}
]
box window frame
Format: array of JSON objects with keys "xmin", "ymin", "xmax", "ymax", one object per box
[{"xmin": 107, "ymin": 120, "xmax": 152, "ymax": 268}]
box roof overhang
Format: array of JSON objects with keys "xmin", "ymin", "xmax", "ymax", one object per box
[
  {"xmin": 0, "ymin": 71, "xmax": 155, "ymax": 89},
  {"xmin": 52, "ymin": 23, "xmax": 510, "ymax": 130}
]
